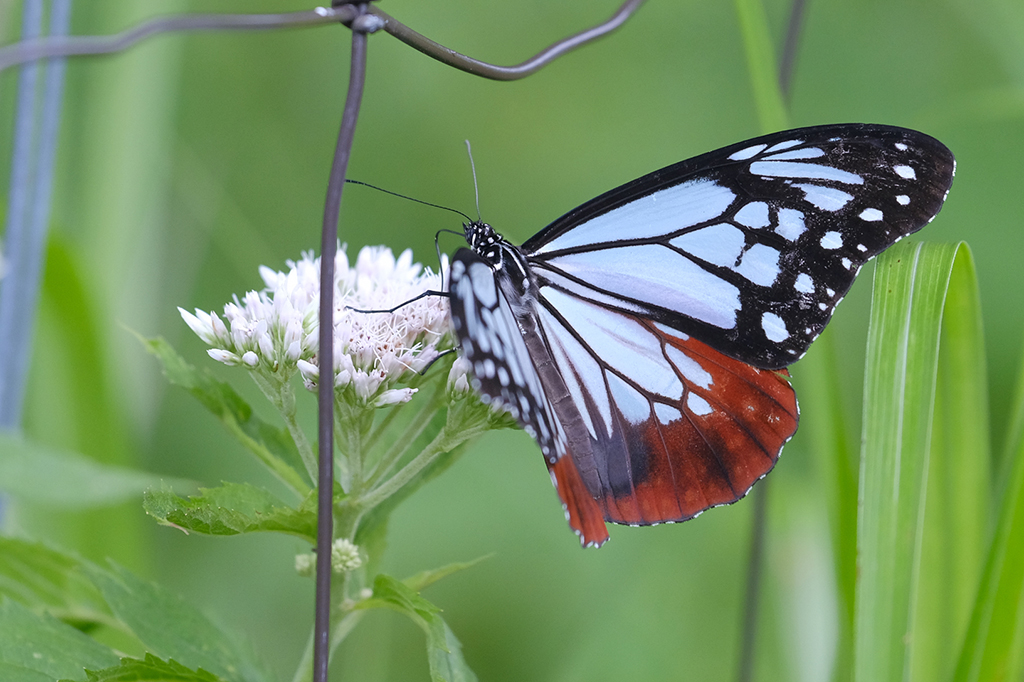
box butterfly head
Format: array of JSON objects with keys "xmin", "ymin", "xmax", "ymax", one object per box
[{"xmin": 464, "ymin": 220, "xmax": 510, "ymax": 265}]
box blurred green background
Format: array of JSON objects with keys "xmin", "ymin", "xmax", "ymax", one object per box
[{"xmin": 3, "ymin": 0, "xmax": 1023, "ymax": 679}]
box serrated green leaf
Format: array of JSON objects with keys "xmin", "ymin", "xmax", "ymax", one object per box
[
  {"xmin": 403, "ymin": 555, "xmax": 493, "ymax": 593},
  {"xmin": 0, "ymin": 599, "xmax": 118, "ymax": 682},
  {"xmin": 0, "ymin": 431, "xmax": 188, "ymax": 509},
  {"xmin": 139, "ymin": 337, "xmax": 308, "ymax": 494},
  {"xmin": 143, "ymin": 483, "xmax": 316, "ymax": 541},
  {"xmin": 357, "ymin": 575, "xmax": 477, "ymax": 682},
  {"xmin": 855, "ymin": 243, "xmax": 990, "ymax": 682},
  {"xmin": 72, "ymin": 654, "xmax": 228, "ymax": 682},
  {"xmin": 84, "ymin": 564, "xmax": 269, "ymax": 682},
  {"xmin": 0, "ymin": 538, "xmax": 111, "ymax": 629}
]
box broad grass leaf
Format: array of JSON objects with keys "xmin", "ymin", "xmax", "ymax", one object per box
[
  {"xmin": 0, "ymin": 431, "xmax": 187, "ymax": 508},
  {"xmin": 856, "ymin": 242, "xmax": 990, "ymax": 682}
]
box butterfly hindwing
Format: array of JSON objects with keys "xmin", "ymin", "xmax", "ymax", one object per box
[
  {"xmin": 525, "ymin": 124, "xmax": 955, "ymax": 369},
  {"xmin": 534, "ymin": 292, "xmax": 798, "ymax": 525}
]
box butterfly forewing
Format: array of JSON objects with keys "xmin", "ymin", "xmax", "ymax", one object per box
[
  {"xmin": 524, "ymin": 124, "xmax": 956, "ymax": 369},
  {"xmin": 447, "ymin": 123, "xmax": 954, "ymax": 546}
]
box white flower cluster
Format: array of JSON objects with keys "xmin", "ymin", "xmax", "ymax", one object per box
[{"xmin": 180, "ymin": 245, "xmax": 453, "ymax": 405}]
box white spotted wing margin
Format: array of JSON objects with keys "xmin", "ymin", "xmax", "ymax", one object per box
[{"xmin": 524, "ymin": 123, "xmax": 956, "ymax": 369}]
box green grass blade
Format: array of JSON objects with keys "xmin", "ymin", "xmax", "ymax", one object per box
[
  {"xmin": 796, "ymin": 329, "xmax": 859, "ymax": 679},
  {"xmin": 855, "ymin": 242, "xmax": 990, "ymax": 682},
  {"xmin": 953, "ymin": 327, "xmax": 1024, "ymax": 681},
  {"xmin": 733, "ymin": 0, "xmax": 788, "ymax": 132}
]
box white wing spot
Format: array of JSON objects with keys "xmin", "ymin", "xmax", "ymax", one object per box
[
  {"xmin": 686, "ymin": 392, "xmax": 713, "ymax": 416},
  {"xmin": 818, "ymin": 302, "xmax": 828, "ymax": 310},
  {"xmin": 795, "ymin": 183, "xmax": 854, "ymax": 211},
  {"xmin": 666, "ymin": 347, "xmax": 713, "ymax": 389},
  {"xmin": 775, "ymin": 208, "xmax": 806, "ymax": 241},
  {"xmin": 536, "ymin": 179, "xmax": 736, "ymax": 253},
  {"xmin": 859, "ymin": 208, "xmax": 884, "ymax": 222},
  {"xmin": 729, "ymin": 143, "xmax": 767, "ymax": 161},
  {"xmin": 734, "ymin": 201, "xmax": 770, "ymax": 228},
  {"xmin": 857, "ymin": 243, "xmax": 868, "ymax": 252},
  {"xmin": 794, "ymin": 272, "xmax": 815, "ymax": 294},
  {"xmin": 894, "ymin": 164, "xmax": 916, "ymax": 180},
  {"xmin": 735, "ymin": 243, "xmax": 781, "ymax": 286},
  {"xmin": 763, "ymin": 147, "xmax": 825, "ymax": 160},
  {"xmin": 467, "ymin": 263, "xmax": 498, "ymax": 307},
  {"xmin": 672, "ymin": 223, "xmax": 744, "ymax": 268},
  {"xmin": 761, "ymin": 312, "xmax": 790, "ymax": 342},
  {"xmin": 751, "ymin": 161, "xmax": 863, "ymax": 185},
  {"xmin": 820, "ymin": 231, "xmax": 843, "ymax": 249},
  {"xmin": 896, "ymin": 194, "xmax": 910, "ymax": 205},
  {"xmin": 826, "ymin": 287, "xmax": 835, "ymax": 297},
  {"xmin": 842, "ymin": 257, "xmax": 852, "ymax": 269},
  {"xmin": 765, "ymin": 139, "xmax": 803, "ymax": 153},
  {"xmin": 895, "ymin": 142, "xmax": 908, "ymax": 151}
]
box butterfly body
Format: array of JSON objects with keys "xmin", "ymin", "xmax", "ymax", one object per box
[{"xmin": 448, "ymin": 124, "xmax": 955, "ymax": 547}]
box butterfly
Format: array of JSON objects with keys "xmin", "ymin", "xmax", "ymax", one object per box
[{"xmin": 446, "ymin": 123, "xmax": 955, "ymax": 547}]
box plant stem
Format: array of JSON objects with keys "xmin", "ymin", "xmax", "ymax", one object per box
[
  {"xmin": 329, "ymin": 610, "xmax": 367, "ymax": 659},
  {"xmin": 359, "ymin": 423, "xmax": 486, "ymax": 513},
  {"xmin": 365, "ymin": 383, "xmax": 445, "ymax": 487},
  {"xmin": 251, "ymin": 371, "xmax": 318, "ymax": 483}
]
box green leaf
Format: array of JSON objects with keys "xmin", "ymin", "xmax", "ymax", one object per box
[
  {"xmin": 952, "ymin": 318, "xmax": 1024, "ymax": 680},
  {"xmin": 143, "ymin": 483, "xmax": 316, "ymax": 541},
  {"xmin": 0, "ymin": 537, "xmax": 111, "ymax": 629},
  {"xmin": 0, "ymin": 431, "xmax": 188, "ymax": 509},
  {"xmin": 403, "ymin": 555, "xmax": 493, "ymax": 593},
  {"xmin": 73, "ymin": 654, "xmax": 228, "ymax": 682},
  {"xmin": 0, "ymin": 599, "xmax": 118, "ymax": 681},
  {"xmin": 733, "ymin": 0, "xmax": 788, "ymax": 132},
  {"xmin": 84, "ymin": 564, "xmax": 270, "ymax": 682},
  {"xmin": 855, "ymin": 243, "xmax": 990, "ymax": 682},
  {"xmin": 357, "ymin": 575, "xmax": 477, "ymax": 682},
  {"xmin": 794, "ymin": 328, "xmax": 858, "ymax": 677},
  {"xmin": 139, "ymin": 337, "xmax": 309, "ymax": 494},
  {"xmin": 0, "ymin": 661, "xmax": 56, "ymax": 682}
]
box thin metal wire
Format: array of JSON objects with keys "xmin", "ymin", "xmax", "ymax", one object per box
[
  {"xmin": 0, "ymin": 8, "xmax": 356, "ymax": 73},
  {"xmin": 368, "ymin": 0, "xmax": 646, "ymax": 80},
  {"xmin": 315, "ymin": 7, "xmax": 370, "ymax": 681},
  {"xmin": 0, "ymin": 1, "xmax": 647, "ymax": 82}
]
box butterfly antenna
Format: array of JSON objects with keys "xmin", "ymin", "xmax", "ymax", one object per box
[
  {"xmin": 345, "ymin": 179, "xmax": 472, "ymax": 222},
  {"xmin": 465, "ymin": 140, "xmax": 482, "ymax": 222}
]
